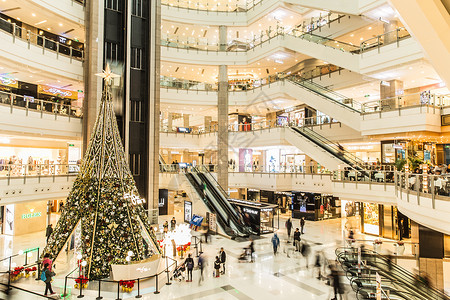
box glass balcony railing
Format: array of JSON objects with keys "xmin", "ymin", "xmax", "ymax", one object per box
[
  {"xmin": 161, "ymin": 0, "xmax": 262, "ymax": 12},
  {"xmin": 0, "ymin": 90, "xmax": 83, "ymax": 118},
  {"xmin": 0, "ymin": 16, "xmax": 84, "ymax": 61},
  {"xmin": 396, "ymin": 172, "xmax": 450, "ymax": 199},
  {"xmin": 162, "ymin": 25, "xmax": 411, "ymax": 57},
  {"xmin": 0, "ymin": 164, "xmax": 80, "ymax": 178}
]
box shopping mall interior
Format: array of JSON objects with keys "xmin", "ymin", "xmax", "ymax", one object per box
[{"xmin": 0, "ymin": 0, "xmax": 449, "ymax": 299}]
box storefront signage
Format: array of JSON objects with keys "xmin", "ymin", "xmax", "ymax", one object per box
[
  {"xmin": 22, "ymin": 212, "xmax": 41, "ymax": 219},
  {"xmin": 184, "ymin": 201, "xmax": 192, "ymax": 223},
  {"xmin": 260, "ymin": 208, "xmax": 273, "ymax": 212},
  {"xmin": 229, "ymin": 198, "xmax": 261, "ymax": 206},
  {"xmin": 243, "ymin": 207, "xmax": 258, "ymax": 215},
  {"xmin": 158, "ymin": 189, "xmax": 168, "ymax": 215},
  {"xmin": 380, "ymin": 80, "xmax": 390, "ymax": 87},
  {"xmin": 284, "ymin": 107, "xmax": 294, "ymax": 113},
  {"xmin": 0, "ymin": 76, "xmax": 18, "ymax": 88},
  {"xmin": 38, "ymin": 85, "xmax": 78, "ymax": 100}
]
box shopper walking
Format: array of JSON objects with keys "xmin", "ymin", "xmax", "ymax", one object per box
[
  {"xmin": 300, "ymin": 217, "xmax": 305, "ymax": 234},
  {"xmin": 219, "ymin": 247, "xmax": 226, "ymax": 274},
  {"xmin": 45, "ymin": 224, "xmax": 53, "ymax": 244},
  {"xmin": 41, "ymin": 254, "xmax": 53, "ymax": 272},
  {"xmin": 198, "ymin": 253, "xmax": 206, "ymax": 285},
  {"xmin": 293, "ymin": 228, "xmax": 301, "ymax": 252},
  {"xmin": 330, "ymin": 265, "xmax": 343, "ymax": 300},
  {"xmin": 185, "ymin": 254, "xmax": 194, "ymax": 282},
  {"xmin": 271, "ymin": 232, "xmax": 280, "ymax": 255},
  {"xmin": 285, "ymin": 218, "xmax": 292, "ymax": 241},
  {"xmin": 42, "ymin": 263, "xmax": 55, "ymax": 296},
  {"xmin": 170, "ymin": 217, "xmax": 177, "ymax": 231},
  {"xmin": 214, "ymin": 256, "xmax": 221, "ymax": 277},
  {"xmin": 249, "ymin": 239, "xmax": 255, "ymax": 262}
]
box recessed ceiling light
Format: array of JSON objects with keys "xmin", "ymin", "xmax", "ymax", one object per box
[
  {"xmin": 59, "ymin": 23, "xmax": 63, "ymax": 27},
  {"xmin": 32, "ymin": 13, "xmax": 36, "ymax": 17},
  {"xmin": 350, "ymin": 34, "xmax": 354, "ymax": 37},
  {"xmin": 368, "ymin": 27, "xmax": 372, "ymax": 30}
]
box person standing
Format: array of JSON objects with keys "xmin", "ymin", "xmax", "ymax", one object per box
[
  {"xmin": 214, "ymin": 256, "xmax": 221, "ymax": 277},
  {"xmin": 219, "ymin": 247, "xmax": 226, "ymax": 274},
  {"xmin": 163, "ymin": 221, "xmax": 169, "ymax": 234},
  {"xmin": 300, "ymin": 217, "xmax": 305, "ymax": 234},
  {"xmin": 42, "ymin": 263, "xmax": 55, "ymax": 296},
  {"xmin": 45, "ymin": 224, "xmax": 53, "ymax": 243},
  {"xmin": 293, "ymin": 228, "xmax": 301, "ymax": 252},
  {"xmin": 286, "ymin": 218, "xmax": 292, "ymax": 241},
  {"xmin": 271, "ymin": 232, "xmax": 280, "ymax": 255},
  {"xmin": 170, "ymin": 217, "xmax": 177, "ymax": 231},
  {"xmin": 185, "ymin": 254, "xmax": 194, "ymax": 282}
]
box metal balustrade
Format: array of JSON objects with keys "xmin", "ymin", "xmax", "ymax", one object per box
[
  {"xmin": 0, "ymin": 90, "xmax": 83, "ymax": 118},
  {"xmin": 0, "ymin": 164, "xmax": 80, "ymax": 178},
  {"xmin": 0, "ymin": 16, "xmax": 84, "ymax": 61}
]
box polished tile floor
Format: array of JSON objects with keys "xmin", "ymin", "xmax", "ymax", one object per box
[{"xmin": 0, "ymin": 206, "xmax": 447, "ymax": 299}]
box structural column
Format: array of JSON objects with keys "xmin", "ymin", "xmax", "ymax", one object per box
[
  {"xmin": 83, "ymin": 0, "xmax": 104, "ymax": 152},
  {"xmin": 183, "ymin": 114, "xmax": 190, "ymax": 127},
  {"xmin": 204, "ymin": 116, "xmax": 212, "ymax": 132},
  {"xmin": 383, "ymin": 20, "xmax": 399, "ymax": 44},
  {"xmin": 217, "ymin": 65, "xmax": 229, "ymax": 190},
  {"xmin": 147, "ymin": 0, "xmax": 161, "ymax": 223},
  {"xmin": 380, "ymin": 79, "xmax": 403, "ymax": 109},
  {"xmin": 219, "ymin": 25, "xmax": 227, "ymax": 51}
]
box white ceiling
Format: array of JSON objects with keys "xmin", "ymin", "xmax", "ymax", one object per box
[{"xmin": 0, "ymin": 0, "xmax": 84, "ymax": 42}]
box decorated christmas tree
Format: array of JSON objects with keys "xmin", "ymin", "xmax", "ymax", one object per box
[{"xmin": 42, "ymin": 66, "xmax": 161, "ymax": 279}]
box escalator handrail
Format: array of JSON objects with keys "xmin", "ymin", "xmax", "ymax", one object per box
[
  {"xmin": 190, "ymin": 170, "xmax": 254, "ymax": 236},
  {"xmin": 363, "ymin": 251, "xmax": 448, "ymax": 299},
  {"xmin": 337, "ymin": 248, "xmax": 449, "ymax": 300},
  {"xmin": 285, "ymin": 76, "xmax": 362, "ymax": 113},
  {"xmin": 185, "ymin": 173, "xmax": 232, "ymax": 233},
  {"xmin": 291, "ymin": 127, "xmax": 366, "ymax": 170}
]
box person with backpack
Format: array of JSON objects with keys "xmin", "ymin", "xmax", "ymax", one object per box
[
  {"xmin": 41, "ymin": 254, "xmax": 53, "ymax": 272},
  {"xmin": 285, "ymin": 218, "xmax": 292, "ymax": 241},
  {"xmin": 219, "ymin": 247, "xmax": 226, "ymax": 274},
  {"xmin": 213, "ymin": 256, "xmax": 221, "ymax": 277},
  {"xmin": 42, "ymin": 262, "xmax": 55, "ymax": 296},
  {"xmin": 184, "ymin": 254, "xmax": 194, "ymax": 282},
  {"xmin": 271, "ymin": 232, "xmax": 280, "ymax": 255}
]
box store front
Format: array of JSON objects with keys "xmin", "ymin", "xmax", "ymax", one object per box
[
  {"xmin": 275, "ymin": 192, "xmax": 291, "ymax": 213},
  {"xmin": 2, "ymin": 201, "xmax": 48, "ymax": 236},
  {"xmin": 290, "ymin": 192, "xmax": 341, "ymax": 221},
  {"xmin": 361, "ymin": 203, "xmax": 411, "ymax": 240},
  {"xmin": 229, "ymin": 113, "xmax": 252, "ymax": 131},
  {"xmin": 229, "ymin": 199, "xmax": 277, "ymax": 235},
  {"xmin": 0, "ymin": 142, "xmax": 81, "ymax": 176},
  {"xmin": 280, "ymin": 152, "xmax": 305, "ymax": 173}
]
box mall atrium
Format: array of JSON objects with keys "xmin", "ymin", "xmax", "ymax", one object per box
[{"xmin": 0, "ymin": 0, "xmax": 449, "ymax": 299}]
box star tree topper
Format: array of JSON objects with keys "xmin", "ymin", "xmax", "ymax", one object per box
[{"xmin": 95, "ymin": 64, "xmax": 120, "ymax": 84}]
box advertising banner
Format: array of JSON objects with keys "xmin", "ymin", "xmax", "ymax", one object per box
[{"xmin": 158, "ymin": 189, "xmax": 168, "ymax": 215}]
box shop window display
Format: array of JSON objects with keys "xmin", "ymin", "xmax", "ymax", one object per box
[{"xmin": 363, "ymin": 203, "xmax": 380, "ymax": 235}]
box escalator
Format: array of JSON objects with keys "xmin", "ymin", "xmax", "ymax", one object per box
[
  {"xmin": 284, "ymin": 75, "xmax": 362, "ymax": 130},
  {"xmin": 185, "ymin": 166, "xmax": 256, "ymax": 237},
  {"xmin": 287, "ymin": 126, "xmax": 367, "ymax": 172},
  {"xmin": 336, "ymin": 247, "xmax": 449, "ymax": 300}
]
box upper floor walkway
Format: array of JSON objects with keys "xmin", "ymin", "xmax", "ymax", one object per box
[
  {"xmin": 3, "ymin": 162, "xmax": 447, "ymax": 235},
  {"xmin": 161, "ymin": 0, "xmax": 385, "ymax": 25},
  {"xmin": 162, "ymin": 27, "xmax": 421, "ymax": 77}
]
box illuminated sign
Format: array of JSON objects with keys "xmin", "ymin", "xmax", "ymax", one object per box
[
  {"xmin": 22, "ymin": 212, "xmax": 42, "ymax": 219},
  {"xmin": 243, "ymin": 207, "xmax": 258, "ymax": 215},
  {"xmin": 43, "ymin": 87, "xmax": 72, "ymax": 98},
  {"xmin": 0, "ymin": 77, "xmax": 18, "ymax": 88}
]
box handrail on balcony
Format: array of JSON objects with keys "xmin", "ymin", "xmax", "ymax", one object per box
[
  {"xmin": 0, "ymin": 16, "xmax": 84, "ymax": 61},
  {"xmin": 0, "ymin": 90, "xmax": 83, "ymax": 118}
]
